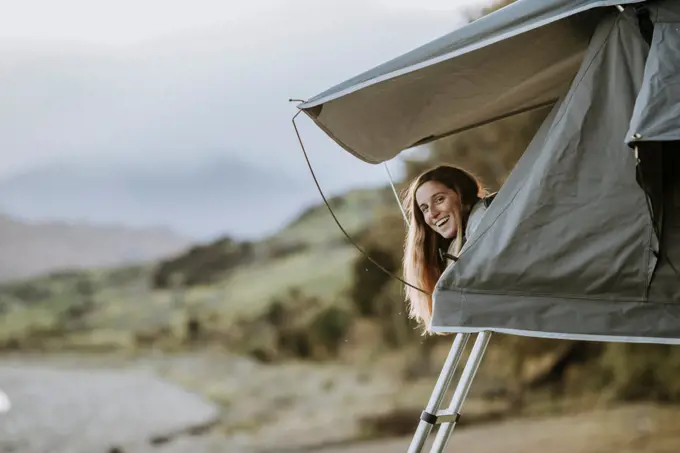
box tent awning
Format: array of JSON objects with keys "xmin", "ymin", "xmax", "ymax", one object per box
[{"xmin": 297, "ymin": 0, "xmax": 645, "ymax": 164}]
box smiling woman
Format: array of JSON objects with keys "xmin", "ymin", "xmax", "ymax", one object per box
[{"xmin": 402, "ymin": 165, "xmax": 490, "ymax": 332}]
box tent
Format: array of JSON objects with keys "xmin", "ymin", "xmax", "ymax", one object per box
[{"xmin": 295, "ymin": 1, "xmax": 679, "ymax": 451}]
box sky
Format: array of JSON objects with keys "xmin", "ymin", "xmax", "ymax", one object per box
[
  {"xmin": 0, "ymin": 0, "xmax": 493, "ymax": 179},
  {"xmin": 0, "ymin": 0, "xmax": 490, "ymax": 46},
  {"xmin": 0, "ymin": 0, "xmax": 497, "ymax": 241}
]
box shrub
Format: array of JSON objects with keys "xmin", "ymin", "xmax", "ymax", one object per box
[
  {"xmin": 152, "ymin": 237, "xmax": 252, "ymax": 289},
  {"xmin": 308, "ymin": 305, "xmax": 353, "ymax": 358},
  {"xmin": 231, "ymin": 288, "xmax": 354, "ymax": 362},
  {"xmin": 349, "ymin": 245, "xmax": 398, "ymax": 317},
  {"xmin": 599, "ymin": 343, "xmax": 680, "ymax": 402}
]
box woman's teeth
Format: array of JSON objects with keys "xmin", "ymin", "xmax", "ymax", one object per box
[{"xmin": 436, "ymin": 216, "xmax": 450, "ymax": 228}]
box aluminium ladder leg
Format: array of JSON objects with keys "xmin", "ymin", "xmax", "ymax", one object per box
[
  {"xmin": 407, "ymin": 333, "xmax": 470, "ymax": 453},
  {"xmin": 407, "ymin": 331, "xmax": 492, "ymax": 453},
  {"xmin": 429, "ymin": 331, "xmax": 491, "ymax": 452}
]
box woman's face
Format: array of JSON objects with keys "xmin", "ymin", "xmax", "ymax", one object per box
[{"xmin": 415, "ymin": 180, "xmax": 461, "ymax": 239}]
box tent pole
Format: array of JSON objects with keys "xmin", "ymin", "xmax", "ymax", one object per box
[
  {"xmin": 407, "ymin": 333, "xmax": 470, "ymax": 453},
  {"xmin": 429, "ymin": 331, "xmax": 492, "ymax": 453}
]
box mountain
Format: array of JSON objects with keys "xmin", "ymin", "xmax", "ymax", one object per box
[
  {"xmin": 0, "ymin": 157, "xmax": 319, "ymax": 241},
  {"xmin": 0, "ymin": 214, "xmax": 191, "ymax": 283}
]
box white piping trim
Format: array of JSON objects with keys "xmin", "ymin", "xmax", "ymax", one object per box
[
  {"xmin": 298, "ymin": 0, "xmax": 643, "ymax": 110},
  {"xmin": 428, "ymin": 326, "xmax": 680, "ymax": 345},
  {"xmin": 0, "ymin": 389, "xmax": 10, "ymax": 413},
  {"xmin": 383, "ymin": 162, "xmax": 408, "ymax": 224}
]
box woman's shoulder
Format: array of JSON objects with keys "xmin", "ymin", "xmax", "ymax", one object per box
[{"xmin": 444, "ymin": 194, "xmax": 496, "ymax": 264}]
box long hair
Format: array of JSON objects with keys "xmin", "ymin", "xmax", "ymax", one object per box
[{"xmin": 402, "ymin": 165, "xmax": 485, "ymax": 333}]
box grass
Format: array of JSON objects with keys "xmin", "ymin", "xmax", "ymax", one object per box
[
  {"xmin": 216, "ymin": 246, "xmax": 359, "ymax": 319},
  {"xmin": 60, "ymin": 244, "xmax": 360, "ymax": 344},
  {"xmin": 0, "ymin": 306, "xmax": 58, "ymax": 342}
]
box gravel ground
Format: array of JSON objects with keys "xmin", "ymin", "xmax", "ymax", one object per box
[
  {"xmin": 2, "ymin": 353, "xmax": 679, "ymax": 453},
  {"xmin": 0, "ymin": 362, "xmax": 223, "ymax": 453}
]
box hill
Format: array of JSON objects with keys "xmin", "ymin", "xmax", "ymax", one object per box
[
  {"xmin": 0, "ymin": 186, "xmax": 401, "ymax": 352},
  {"xmin": 0, "ymin": 214, "xmax": 190, "ymax": 283}
]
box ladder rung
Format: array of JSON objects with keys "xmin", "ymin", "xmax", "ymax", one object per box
[
  {"xmin": 435, "ymin": 409, "xmax": 460, "ymax": 424},
  {"xmin": 420, "ymin": 409, "xmax": 460, "ymax": 425}
]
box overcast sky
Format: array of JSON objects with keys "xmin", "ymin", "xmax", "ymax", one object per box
[{"xmin": 0, "ymin": 0, "xmax": 492, "ymax": 191}]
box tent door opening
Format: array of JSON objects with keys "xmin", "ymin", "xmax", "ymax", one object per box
[{"xmin": 636, "ymin": 141, "xmax": 680, "ymax": 287}]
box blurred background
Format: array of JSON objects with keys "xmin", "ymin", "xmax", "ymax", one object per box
[{"xmin": 1, "ymin": 1, "xmax": 679, "ymax": 452}]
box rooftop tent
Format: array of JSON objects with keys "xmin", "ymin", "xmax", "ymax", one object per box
[
  {"xmin": 297, "ymin": 0, "xmax": 647, "ymax": 164},
  {"xmin": 298, "ymin": 0, "xmax": 680, "ymax": 343},
  {"xmin": 431, "ymin": 1, "xmax": 680, "ymax": 344}
]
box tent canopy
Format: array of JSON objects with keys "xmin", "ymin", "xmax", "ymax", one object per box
[{"xmin": 297, "ymin": 0, "xmax": 645, "ymax": 164}]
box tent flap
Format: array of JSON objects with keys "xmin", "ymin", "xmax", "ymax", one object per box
[
  {"xmin": 627, "ymin": 5, "xmax": 680, "ymax": 145},
  {"xmin": 298, "ymin": 0, "xmax": 644, "ymax": 164}
]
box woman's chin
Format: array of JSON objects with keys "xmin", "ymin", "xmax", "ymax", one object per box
[{"xmin": 439, "ymin": 229, "xmax": 457, "ymax": 240}]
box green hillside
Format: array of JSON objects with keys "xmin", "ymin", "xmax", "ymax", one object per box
[
  {"xmin": 4, "ymin": 178, "xmax": 680, "ymax": 410},
  {"xmin": 0, "ymin": 187, "xmax": 401, "ymax": 354}
]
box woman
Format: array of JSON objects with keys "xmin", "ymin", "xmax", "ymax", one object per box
[{"xmin": 402, "ymin": 165, "xmax": 491, "ymax": 332}]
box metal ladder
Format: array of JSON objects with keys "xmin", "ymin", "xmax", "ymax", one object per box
[{"xmin": 407, "ymin": 331, "xmax": 492, "ymax": 453}]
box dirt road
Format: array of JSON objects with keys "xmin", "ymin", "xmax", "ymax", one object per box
[{"xmin": 304, "ymin": 404, "xmax": 680, "ymax": 453}]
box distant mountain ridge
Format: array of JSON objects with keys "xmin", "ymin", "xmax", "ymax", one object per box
[
  {"xmin": 0, "ymin": 157, "xmax": 318, "ymax": 241},
  {"xmin": 0, "ymin": 213, "xmax": 191, "ymax": 283}
]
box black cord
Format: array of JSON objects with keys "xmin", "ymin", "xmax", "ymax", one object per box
[{"xmin": 291, "ymin": 111, "xmax": 431, "ymax": 296}]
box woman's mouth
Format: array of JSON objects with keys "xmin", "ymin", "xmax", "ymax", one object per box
[{"xmin": 435, "ymin": 216, "xmax": 450, "ymax": 228}]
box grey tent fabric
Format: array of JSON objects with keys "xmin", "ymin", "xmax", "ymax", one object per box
[
  {"xmin": 430, "ymin": 8, "xmax": 680, "ymax": 343},
  {"xmin": 297, "ymin": 0, "xmax": 645, "ymax": 164},
  {"xmin": 627, "ymin": 5, "xmax": 680, "ymax": 144},
  {"xmin": 298, "ymin": 0, "xmax": 680, "ymax": 343}
]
